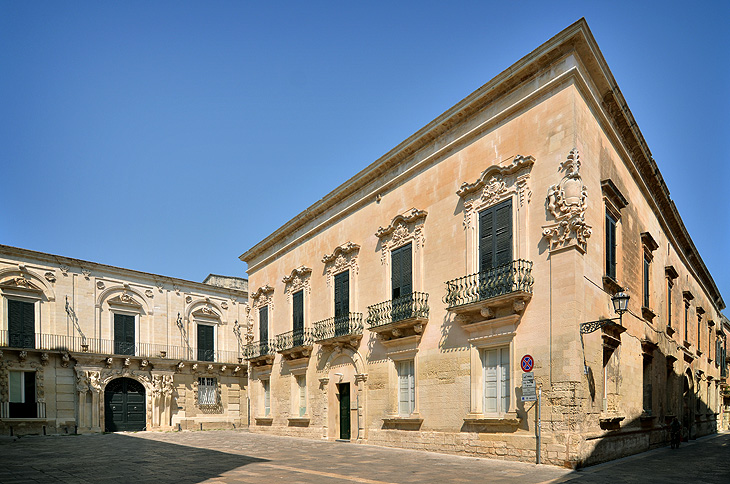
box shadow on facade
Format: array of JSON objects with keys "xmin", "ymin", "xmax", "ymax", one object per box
[{"xmin": 2, "ymin": 432, "xmax": 268, "ymax": 483}]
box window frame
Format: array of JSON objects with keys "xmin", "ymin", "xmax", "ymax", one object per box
[
  {"xmin": 197, "ymin": 377, "xmax": 218, "ymax": 406},
  {"xmin": 397, "ymin": 359, "xmax": 416, "ymax": 416},
  {"xmin": 482, "ymin": 346, "xmax": 511, "ymax": 416},
  {"xmin": 111, "ymin": 310, "xmax": 138, "ymax": 356}
]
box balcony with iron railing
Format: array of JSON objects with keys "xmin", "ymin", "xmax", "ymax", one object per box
[
  {"xmin": 0, "ymin": 330, "xmax": 243, "ymax": 364},
  {"xmin": 275, "ymin": 328, "xmax": 315, "ymax": 360},
  {"xmin": 367, "ymin": 292, "xmax": 429, "ymax": 343},
  {"xmin": 314, "ymin": 313, "xmax": 363, "ymax": 348},
  {"xmin": 244, "ymin": 339, "xmax": 276, "ymax": 367},
  {"xmin": 444, "ymin": 260, "xmax": 533, "ymax": 327}
]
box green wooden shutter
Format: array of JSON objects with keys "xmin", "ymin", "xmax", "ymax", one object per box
[
  {"xmin": 334, "ymin": 271, "xmax": 349, "ymax": 320},
  {"xmin": 391, "ymin": 243, "xmax": 412, "ymax": 299},
  {"xmin": 8, "ymin": 300, "xmax": 34, "ymax": 349},
  {"xmin": 480, "ymin": 199, "xmax": 512, "ymax": 272},
  {"xmin": 198, "ymin": 324, "xmax": 214, "ymax": 361},
  {"xmin": 114, "ymin": 314, "xmax": 135, "ymax": 355},
  {"xmin": 292, "ymin": 290, "xmax": 304, "ymax": 346},
  {"xmin": 606, "ymin": 212, "xmax": 617, "ymax": 279},
  {"xmin": 259, "ymin": 307, "xmax": 268, "ymax": 342}
]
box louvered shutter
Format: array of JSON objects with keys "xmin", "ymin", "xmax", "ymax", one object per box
[
  {"xmin": 334, "ymin": 271, "xmax": 349, "ymax": 320},
  {"xmin": 606, "ymin": 213, "xmax": 617, "ymax": 279},
  {"xmin": 8, "ymin": 300, "xmax": 23, "ymax": 348},
  {"xmin": 198, "ymin": 324, "xmax": 214, "ymax": 361},
  {"xmin": 479, "ymin": 209, "xmax": 494, "ymax": 272},
  {"xmin": 494, "ymin": 199, "xmax": 513, "ymax": 267},
  {"xmin": 114, "ymin": 314, "xmax": 135, "ymax": 355},
  {"xmin": 259, "ymin": 307, "xmax": 268, "ymax": 344},
  {"xmin": 293, "ymin": 291, "xmax": 304, "ymax": 333},
  {"xmin": 391, "ymin": 243, "xmax": 412, "ymax": 299}
]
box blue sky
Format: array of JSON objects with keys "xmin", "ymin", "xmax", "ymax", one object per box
[{"xmin": 1, "ymin": 1, "xmax": 728, "ymax": 304}]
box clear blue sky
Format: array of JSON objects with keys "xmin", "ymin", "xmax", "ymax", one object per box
[{"xmin": 1, "ymin": 1, "xmax": 728, "ymax": 304}]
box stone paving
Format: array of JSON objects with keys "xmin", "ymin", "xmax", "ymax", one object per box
[{"xmin": 0, "ymin": 430, "xmax": 728, "ymax": 483}]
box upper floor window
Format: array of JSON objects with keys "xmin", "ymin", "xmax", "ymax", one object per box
[
  {"xmin": 333, "ymin": 270, "xmax": 349, "ymax": 323},
  {"xmin": 292, "ymin": 290, "xmax": 304, "ymax": 346},
  {"xmin": 605, "ymin": 212, "xmax": 617, "ymax": 280},
  {"xmin": 197, "ymin": 324, "xmax": 215, "ymax": 362},
  {"xmin": 113, "ymin": 313, "xmax": 135, "ymax": 356},
  {"xmin": 479, "ymin": 198, "xmax": 513, "ymax": 272},
  {"xmin": 391, "ymin": 243, "xmax": 413, "ymax": 301},
  {"xmin": 640, "ymin": 233, "xmax": 658, "ymax": 320},
  {"xmin": 665, "ymin": 266, "xmax": 678, "ymax": 331},
  {"xmin": 7, "ymin": 299, "xmax": 35, "ymax": 349},
  {"xmin": 259, "ymin": 306, "xmax": 268, "ymax": 343}
]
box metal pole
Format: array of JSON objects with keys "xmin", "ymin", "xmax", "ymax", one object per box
[{"xmin": 537, "ymin": 385, "xmax": 542, "ymax": 465}]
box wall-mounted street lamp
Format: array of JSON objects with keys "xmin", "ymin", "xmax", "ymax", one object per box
[{"xmin": 580, "ymin": 290, "xmax": 630, "ymax": 334}]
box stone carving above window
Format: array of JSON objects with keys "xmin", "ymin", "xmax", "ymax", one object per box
[
  {"xmin": 542, "ymin": 149, "xmax": 592, "ymax": 252},
  {"xmin": 44, "ymin": 272, "xmax": 56, "ymax": 283},
  {"xmin": 457, "ymin": 155, "xmax": 534, "ymax": 229},
  {"xmin": 375, "ymin": 208, "xmax": 427, "ymax": 264},
  {"xmin": 251, "ymin": 285, "xmax": 274, "ymax": 311},
  {"xmin": 107, "ymin": 292, "xmax": 143, "ymax": 309},
  {"xmin": 322, "ymin": 242, "xmax": 360, "ymax": 286},
  {"xmin": 283, "ymin": 266, "xmax": 312, "ymax": 300}
]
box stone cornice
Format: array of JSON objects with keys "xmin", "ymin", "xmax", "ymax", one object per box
[{"xmin": 239, "ymin": 18, "xmax": 724, "ymax": 312}]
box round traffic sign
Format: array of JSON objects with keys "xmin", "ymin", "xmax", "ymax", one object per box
[{"xmin": 520, "ymin": 354, "xmax": 534, "ymax": 372}]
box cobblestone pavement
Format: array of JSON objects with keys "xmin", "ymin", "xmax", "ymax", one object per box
[{"xmin": 0, "ymin": 430, "xmax": 727, "ymax": 484}]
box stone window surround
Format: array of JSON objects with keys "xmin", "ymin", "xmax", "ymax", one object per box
[
  {"xmin": 290, "ymin": 371, "xmax": 308, "ymax": 420},
  {"xmin": 250, "ymin": 285, "xmax": 274, "ymax": 344},
  {"xmin": 322, "ymin": 242, "xmax": 360, "ymax": 317},
  {"xmin": 386, "ymin": 348, "xmax": 420, "ymax": 420},
  {"xmin": 374, "ymin": 208, "xmax": 427, "ymax": 299},
  {"xmin": 1, "ymin": 286, "xmax": 43, "ymax": 336},
  {"xmin": 467, "ymin": 332, "xmax": 516, "ymax": 419},
  {"xmin": 282, "ymin": 266, "xmax": 312, "ymax": 332},
  {"xmin": 457, "ymin": 155, "xmax": 532, "ymax": 274},
  {"xmin": 108, "ymin": 308, "xmax": 140, "ymax": 350},
  {"xmin": 602, "ymin": 178, "xmax": 628, "ymax": 291},
  {"xmin": 640, "ymin": 232, "xmax": 659, "ymax": 322}
]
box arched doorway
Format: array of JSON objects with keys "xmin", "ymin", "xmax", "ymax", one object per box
[{"xmin": 104, "ymin": 378, "xmax": 146, "ymax": 432}]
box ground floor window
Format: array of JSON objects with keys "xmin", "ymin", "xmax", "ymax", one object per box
[
  {"xmin": 483, "ymin": 347, "xmax": 510, "ymax": 414},
  {"xmin": 397, "ymin": 359, "xmax": 415, "ymax": 416},
  {"xmin": 263, "ymin": 379, "xmax": 270, "ymax": 416},
  {"xmin": 296, "ymin": 375, "xmax": 306, "ymax": 416},
  {"xmin": 9, "ymin": 370, "xmax": 36, "ymax": 418},
  {"xmin": 198, "ymin": 377, "xmax": 217, "ymax": 405}
]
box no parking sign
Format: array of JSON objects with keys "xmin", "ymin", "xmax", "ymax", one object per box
[{"xmin": 520, "ymin": 354, "xmax": 534, "ymax": 372}]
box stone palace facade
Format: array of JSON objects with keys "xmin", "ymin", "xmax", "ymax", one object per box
[
  {"xmin": 0, "ymin": 245, "xmax": 249, "ymax": 436},
  {"xmin": 240, "ymin": 19, "xmax": 727, "ymax": 467}
]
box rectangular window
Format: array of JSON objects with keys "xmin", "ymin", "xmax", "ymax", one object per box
[
  {"xmin": 643, "ymin": 255, "xmax": 650, "ymax": 308},
  {"xmin": 479, "ymin": 198, "xmax": 513, "ymax": 272},
  {"xmin": 397, "ymin": 359, "xmax": 415, "ymax": 416},
  {"xmin": 259, "ymin": 306, "xmax": 268, "ymax": 343},
  {"xmin": 483, "ymin": 347, "xmax": 510, "ymax": 414},
  {"xmin": 642, "ymin": 357, "xmax": 652, "ymax": 415},
  {"xmin": 8, "ymin": 299, "xmax": 35, "ymax": 349},
  {"xmin": 113, "ymin": 313, "xmax": 135, "ymax": 356},
  {"xmin": 263, "ymin": 379, "xmax": 271, "ymax": 416},
  {"xmin": 9, "ymin": 371, "xmax": 37, "ymax": 418},
  {"xmin": 197, "ymin": 324, "xmax": 215, "ymax": 362},
  {"xmin": 292, "ymin": 290, "xmax": 304, "ymax": 346},
  {"xmin": 198, "ymin": 377, "xmax": 217, "ymax": 405},
  {"xmin": 391, "ymin": 243, "xmax": 413, "ymax": 323},
  {"xmin": 297, "ymin": 375, "xmax": 306, "ymax": 416},
  {"xmin": 334, "ymin": 270, "xmax": 349, "ymax": 326},
  {"xmin": 698, "ymin": 316, "xmax": 702, "ymax": 350},
  {"xmin": 605, "ymin": 212, "xmax": 617, "ymax": 280},
  {"xmin": 667, "ymin": 279, "xmax": 673, "ymax": 328},
  {"xmin": 684, "ymin": 303, "xmax": 689, "ymax": 342}
]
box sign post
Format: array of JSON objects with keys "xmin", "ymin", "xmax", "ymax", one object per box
[{"xmin": 520, "ymin": 354, "xmax": 540, "ymax": 464}]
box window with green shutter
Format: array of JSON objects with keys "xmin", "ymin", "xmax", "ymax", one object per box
[
  {"xmin": 479, "ymin": 199, "xmax": 512, "ymax": 273},
  {"xmin": 606, "ymin": 211, "xmax": 617, "ymax": 280},
  {"xmin": 197, "ymin": 324, "xmax": 214, "ymax": 361},
  {"xmin": 8, "ymin": 299, "xmax": 35, "ymax": 349},
  {"xmin": 113, "ymin": 313, "xmax": 135, "ymax": 355},
  {"xmin": 391, "ymin": 243, "xmax": 412, "ymax": 300},
  {"xmin": 259, "ymin": 306, "xmax": 268, "ymax": 342},
  {"xmin": 292, "ymin": 290, "xmax": 304, "ymax": 346}
]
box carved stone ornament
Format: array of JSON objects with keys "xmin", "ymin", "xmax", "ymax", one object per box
[
  {"xmin": 60, "ymin": 265, "xmax": 69, "ymax": 276},
  {"xmin": 145, "ymin": 289, "xmax": 154, "ymax": 298},
  {"xmin": 282, "ymin": 266, "xmax": 312, "ymax": 300},
  {"xmin": 322, "ymin": 242, "xmax": 360, "ymax": 286},
  {"xmin": 251, "ymin": 285, "xmax": 274, "ymax": 314},
  {"xmin": 375, "ymin": 208, "xmax": 427, "ymax": 264},
  {"xmin": 192, "ymin": 305, "xmax": 221, "ymax": 320},
  {"xmin": 107, "ymin": 291, "xmax": 142, "ymax": 309},
  {"xmin": 97, "ymin": 281, "xmax": 105, "ymax": 290},
  {"xmin": 61, "ymin": 353, "xmax": 70, "ymax": 368},
  {"xmin": 185, "ymin": 295, "xmax": 193, "ymax": 304},
  {"xmin": 44, "ymin": 272, "xmax": 56, "ymax": 283},
  {"xmin": 40, "ymin": 353, "xmax": 49, "ymax": 366},
  {"xmin": 542, "ymin": 149, "xmax": 592, "ymax": 251},
  {"xmin": 457, "ymin": 155, "xmax": 534, "ymax": 229},
  {"xmin": 220, "ymin": 301, "xmax": 228, "ymax": 310},
  {"xmin": 81, "ymin": 268, "xmax": 91, "ymax": 279},
  {"xmin": 1, "ymin": 276, "xmax": 42, "ymax": 292}
]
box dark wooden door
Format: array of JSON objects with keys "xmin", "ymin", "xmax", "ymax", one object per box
[
  {"xmin": 113, "ymin": 314, "xmax": 135, "ymax": 355},
  {"xmin": 338, "ymin": 383, "xmax": 351, "ymax": 440},
  {"xmin": 104, "ymin": 378, "xmax": 146, "ymax": 432},
  {"xmin": 198, "ymin": 324, "xmax": 214, "ymax": 361},
  {"xmin": 8, "ymin": 299, "xmax": 35, "ymax": 349}
]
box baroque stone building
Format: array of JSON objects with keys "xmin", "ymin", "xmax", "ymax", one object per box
[
  {"xmin": 0, "ymin": 245, "xmax": 248, "ymax": 436},
  {"xmin": 240, "ymin": 19, "xmax": 727, "ymax": 467}
]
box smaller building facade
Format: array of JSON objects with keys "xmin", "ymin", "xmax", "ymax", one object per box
[{"xmin": 0, "ymin": 245, "xmax": 249, "ymax": 436}]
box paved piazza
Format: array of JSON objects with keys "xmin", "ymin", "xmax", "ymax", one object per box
[{"xmin": 1, "ymin": 430, "xmax": 728, "ymax": 483}]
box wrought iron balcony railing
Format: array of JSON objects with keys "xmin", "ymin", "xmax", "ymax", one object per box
[
  {"xmin": 444, "ymin": 259, "xmax": 534, "ymax": 309},
  {"xmin": 314, "ymin": 313, "xmax": 364, "ymax": 341},
  {"xmin": 0, "ymin": 330, "xmax": 242, "ymax": 364},
  {"xmin": 275, "ymin": 329, "xmax": 315, "ymax": 352},
  {"xmin": 244, "ymin": 339, "xmax": 275, "ymax": 360},
  {"xmin": 367, "ymin": 292, "xmax": 429, "ymax": 329}
]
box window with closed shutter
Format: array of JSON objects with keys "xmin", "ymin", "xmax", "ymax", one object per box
[
  {"xmin": 259, "ymin": 307, "xmax": 268, "ymax": 343},
  {"xmin": 297, "ymin": 375, "xmax": 307, "ymax": 416},
  {"xmin": 292, "ymin": 290, "xmax": 304, "ymax": 346},
  {"xmin": 483, "ymin": 347, "xmax": 510, "ymax": 414},
  {"xmin": 197, "ymin": 324, "xmax": 215, "ymax": 361},
  {"xmin": 398, "ymin": 360, "xmax": 415, "ymax": 416},
  {"xmin": 8, "ymin": 299, "xmax": 35, "ymax": 349},
  {"xmin": 391, "ymin": 243, "xmax": 412, "ymax": 300},
  {"xmin": 479, "ymin": 199, "xmax": 512, "ymax": 273},
  {"xmin": 606, "ymin": 212, "xmax": 617, "ymax": 279},
  {"xmin": 113, "ymin": 313, "xmax": 135, "ymax": 355},
  {"xmin": 334, "ymin": 270, "xmax": 349, "ymax": 320}
]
